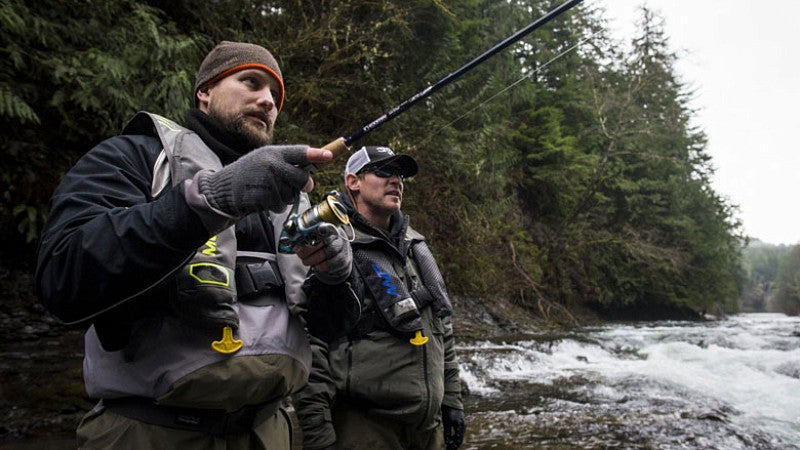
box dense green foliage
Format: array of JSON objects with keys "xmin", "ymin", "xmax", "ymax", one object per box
[
  {"xmin": 740, "ymin": 241, "xmax": 800, "ymax": 315},
  {"xmin": 772, "ymin": 245, "xmax": 800, "ymax": 315},
  {"xmin": 1, "ymin": 0, "xmax": 746, "ymax": 320},
  {"xmin": 741, "ymin": 241, "xmax": 789, "ymax": 312}
]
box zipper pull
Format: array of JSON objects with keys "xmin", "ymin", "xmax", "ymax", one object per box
[
  {"xmin": 211, "ymin": 326, "xmax": 243, "ymax": 354},
  {"xmin": 410, "ymin": 330, "xmax": 428, "ymax": 346}
]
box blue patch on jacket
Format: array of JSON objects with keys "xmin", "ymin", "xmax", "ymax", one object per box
[{"xmin": 371, "ymin": 263, "xmax": 400, "ymax": 298}]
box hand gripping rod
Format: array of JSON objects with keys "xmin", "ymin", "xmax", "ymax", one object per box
[{"xmin": 320, "ymin": 0, "xmax": 584, "ymax": 159}]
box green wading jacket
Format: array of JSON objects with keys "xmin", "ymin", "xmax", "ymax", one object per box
[{"xmin": 293, "ymin": 193, "xmax": 463, "ymax": 449}]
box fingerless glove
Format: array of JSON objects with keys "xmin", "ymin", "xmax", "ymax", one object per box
[{"xmin": 197, "ymin": 145, "xmax": 310, "ymax": 215}]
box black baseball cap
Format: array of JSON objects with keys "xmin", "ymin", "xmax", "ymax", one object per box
[{"xmin": 344, "ymin": 146, "xmax": 418, "ymax": 182}]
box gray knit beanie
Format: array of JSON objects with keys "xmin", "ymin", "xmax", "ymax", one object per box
[{"xmin": 194, "ymin": 41, "xmax": 284, "ymax": 111}]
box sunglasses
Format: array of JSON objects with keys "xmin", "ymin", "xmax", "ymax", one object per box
[{"xmin": 363, "ymin": 166, "xmax": 405, "ymax": 180}]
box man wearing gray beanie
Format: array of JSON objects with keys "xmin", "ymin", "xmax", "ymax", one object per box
[{"xmin": 35, "ymin": 40, "xmax": 357, "ymax": 449}]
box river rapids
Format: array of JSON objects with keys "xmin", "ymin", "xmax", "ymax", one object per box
[{"xmin": 458, "ymin": 313, "xmax": 800, "ymax": 449}]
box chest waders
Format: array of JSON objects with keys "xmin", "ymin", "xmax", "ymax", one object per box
[{"xmin": 124, "ymin": 112, "xmax": 241, "ymax": 354}]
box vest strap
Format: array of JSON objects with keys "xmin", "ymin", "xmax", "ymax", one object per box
[
  {"xmin": 133, "ymin": 112, "xmax": 240, "ymax": 333},
  {"xmin": 235, "ymin": 256, "xmax": 284, "ymax": 301}
]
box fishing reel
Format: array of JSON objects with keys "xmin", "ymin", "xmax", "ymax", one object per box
[{"xmin": 278, "ymin": 191, "xmax": 353, "ymax": 254}]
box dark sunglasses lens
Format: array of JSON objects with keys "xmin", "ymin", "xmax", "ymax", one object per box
[{"xmin": 371, "ymin": 167, "xmax": 403, "ymax": 179}]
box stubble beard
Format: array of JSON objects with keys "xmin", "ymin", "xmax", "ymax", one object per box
[
  {"xmin": 209, "ymin": 105, "xmax": 274, "ymax": 148},
  {"xmin": 370, "ymin": 195, "xmax": 401, "ymax": 216}
]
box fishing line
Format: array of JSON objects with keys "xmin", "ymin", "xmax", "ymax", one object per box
[
  {"xmin": 314, "ymin": 0, "xmax": 585, "ymax": 164},
  {"xmin": 415, "ymin": 30, "xmax": 600, "ymax": 149}
]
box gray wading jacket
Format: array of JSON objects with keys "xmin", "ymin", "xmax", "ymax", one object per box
[
  {"xmin": 293, "ymin": 194, "xmax": 463, "ymax": 448},
  {"xmin": 35, "ymin": 112, "xmax": 312, "ymax": 411}
]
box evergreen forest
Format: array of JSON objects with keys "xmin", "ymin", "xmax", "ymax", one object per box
[{"xmin": 3, "ymin": 0, "xmax": 797, "ymax": 321}]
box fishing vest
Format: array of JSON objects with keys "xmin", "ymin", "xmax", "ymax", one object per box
[
  {"xmin": 351, "ymin": 226, "xmax": 452, "ymax": 341},
  {"xmin": 82, "ymin": 112, "xmax": 311, "ymax": 412}
]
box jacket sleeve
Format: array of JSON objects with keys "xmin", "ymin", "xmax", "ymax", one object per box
[
  {"xmin": 292, "ymin": 335, "xmax": 338, "ymax": 450},
  {"xmin": 34, "ymin": 135, "xmax": 211, "ymax": 324},
  {"xmin": 442, "ymin": 315, "xmax": 464, "ymax": 410}
]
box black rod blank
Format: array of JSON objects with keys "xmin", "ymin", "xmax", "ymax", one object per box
[{"xmin": 343, "ymin": 0, "xmax": 584, "ymax": 146}]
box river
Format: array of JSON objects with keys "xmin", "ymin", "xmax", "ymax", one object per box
[
  {"xmin": 457, "ymin": 313, "xmax": 800, "ymax": 449},
  {"xmin": 2, "ymin": 313, "xmax": 797, "ymax": 449}
]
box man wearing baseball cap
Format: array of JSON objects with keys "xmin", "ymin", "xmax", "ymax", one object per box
[
  {"xmin": 294, "ymin": 146, "xmax": 468, "ymax": 449},
  {"xmin": 35, "ymin": 41, "xmax": 355, "ymax": 448}
]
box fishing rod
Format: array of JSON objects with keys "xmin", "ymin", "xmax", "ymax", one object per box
[
  {"xmin": 319, "ymin": 0, "xmax": 585, "ymax": 160},
  {"xmin": 282, "ymin": 0, "xmax": 585, "ymax": 253}
]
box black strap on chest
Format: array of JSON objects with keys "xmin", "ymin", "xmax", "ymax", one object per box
[
  {"xmin": 234, "ymin": 251, "xmax": 284, "ymax": 304},
  {"xmin": 408, "ymin": 243, "xmax": 453, "ymax": 318}
]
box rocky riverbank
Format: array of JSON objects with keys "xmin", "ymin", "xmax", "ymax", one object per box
[{"xmin": 0, "ymin": 265, "xmax": 89, "ymax": 445}]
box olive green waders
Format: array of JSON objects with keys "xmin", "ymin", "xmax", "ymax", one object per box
[
  {"xmin": 331, "ymin": 403, "xmax": 444, "ymax": 450},
  {"xmin": 76, "ymin": 406, "xmax": 293, "ymax": 450}
]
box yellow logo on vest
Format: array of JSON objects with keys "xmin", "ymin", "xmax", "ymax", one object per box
[
  {"xmin": 188, "ymin": 262, "xmax": 230, "ymax": 286},
  {"xmin": 202, "ymin": 235, "xmax": 220, "ymax": 256}
]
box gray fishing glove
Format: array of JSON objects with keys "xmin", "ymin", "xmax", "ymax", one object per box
[
  {"xmin": 197, "ymin": 145, "xmax": 310, "ymax": 216},
  {"xmin": 312, "ymin": 231, "xmax": 352, "ymax": 285}
]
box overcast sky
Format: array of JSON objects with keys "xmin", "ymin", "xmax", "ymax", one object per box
[{"xmin": 599, "ymin": 0, "xmax": 800, "ymax": 246}]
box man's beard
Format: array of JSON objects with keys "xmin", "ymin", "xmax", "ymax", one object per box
[{"xmin": 208, "ymin": 106, "xmax": 274, "ymax": 149}]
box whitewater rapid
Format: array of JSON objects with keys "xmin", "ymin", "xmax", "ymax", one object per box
[{"xmin": 458, "ymin": 313, "xmax": 800, "ymax": 449}]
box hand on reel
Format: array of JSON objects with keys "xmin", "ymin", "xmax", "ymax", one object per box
[{"xmin": 278, "ymin": 191, "xmax": 353, "ymax": 254}]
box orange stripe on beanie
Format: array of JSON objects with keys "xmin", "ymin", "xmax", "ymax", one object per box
[{"xmin": 194, "ymin": 41, "xmax": 285, "ymax": 112}]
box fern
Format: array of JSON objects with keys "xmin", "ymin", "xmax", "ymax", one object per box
[{"xmin": 0, "ymin": 86, "xmax": 40, "ymax": 124}]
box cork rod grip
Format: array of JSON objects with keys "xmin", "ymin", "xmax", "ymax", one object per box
[
  {"xmin": 304, "ymin": 137, "xmax": 350, "ymax": 174},
  {"xmin": 322, "ymin": 137, "xmax": 350, "ymax": 161}
]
